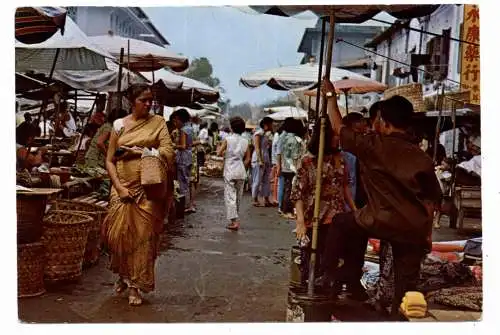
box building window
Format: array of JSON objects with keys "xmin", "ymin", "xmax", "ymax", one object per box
[
  {"xmin": 424, "ymin": 28, "xmax": 451, "ymax": 82},
  {"xmin": 66, "ymin": 7, "xmax": 77, "ymax": 21}
]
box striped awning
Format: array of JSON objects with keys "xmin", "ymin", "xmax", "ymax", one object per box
[{"xmin": 15, "ymin": 7, "xmax": 67, "ymax": 45}]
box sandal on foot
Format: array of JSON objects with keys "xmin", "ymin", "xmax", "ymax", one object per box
[
  {"xmin": 253, "ymin": 203, "xmax": 265, "ymax": 207},
  {"xmin": 128, "ymin": 289, "xmax": 143, "ymax": 306},
  {"xmin": 226, "ymin": 222, "xmax": 240, "ymax": 231},
  {"xmin": 115, "ymin": 279, "xmax": 127, "ymax": 294}
]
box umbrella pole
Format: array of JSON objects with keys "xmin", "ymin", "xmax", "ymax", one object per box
[
  {"xmin": 307, "ymin": 13, "xmax": 336, "ymax": 296},
  {"xmin": 127, "ymin": 39, "xmax": 131, "ymax": 84},
  {"xmin": 117, "ymin": 47, "xmax": 125, "ymax": 110},
  {"xmin": 314, "ymin": 18, "xmax": 327, "ymax": 121}
]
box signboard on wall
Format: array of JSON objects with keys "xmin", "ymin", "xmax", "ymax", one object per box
[{"xmin": 460, "ymin": 4, "xmax": 480, "ymax": 104}]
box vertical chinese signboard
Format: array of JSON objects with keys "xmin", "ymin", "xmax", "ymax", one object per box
[{"xmin": 460, "ymin": 4, "xmax": 480, "ymax": 104}]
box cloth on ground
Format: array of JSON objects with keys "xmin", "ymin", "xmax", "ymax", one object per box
[{"xmin": 426, "ymin": 286, "xmax": 482, "ymax": 311}]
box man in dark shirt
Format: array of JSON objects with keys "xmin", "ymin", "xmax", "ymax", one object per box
[{"xmin": 318, "ymin": 79, "xmax": 442, "ymax": 317}]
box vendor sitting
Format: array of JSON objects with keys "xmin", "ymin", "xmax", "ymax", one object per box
[{"xmin": 16, "ymin": 125, "xmax": 47, "ymax": 187}]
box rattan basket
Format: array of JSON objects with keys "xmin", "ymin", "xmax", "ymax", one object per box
[
  {"xmin": 17, "ymin": 193, "xmax": 49, "ymax": 244},
  {"xmin": 18, "ymin": 241, "xmax": 45, "ymax": 298},
  {"xmin": 49, "ymin": 200, "xmax": 108, "ymax": 268},
  {"xmin": 41, "ymin": 210, "xmax": 92, "ymax": 283},
  {"xmin": 384, "ymin": 83, "xmax": 424, "ymax": 112}
]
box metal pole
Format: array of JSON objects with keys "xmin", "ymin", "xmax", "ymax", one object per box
[
  {"xmin": 307, "ymin": 13, "xmax": 335, "ymax": 296},
  {"xmin": 314, "ymin": 18, "xmax": 327, "ymax": 121}
]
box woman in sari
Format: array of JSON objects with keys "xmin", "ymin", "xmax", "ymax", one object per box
[{"xmin": 102, "ymin": 84, "xmax": 174, "ymax": 306}]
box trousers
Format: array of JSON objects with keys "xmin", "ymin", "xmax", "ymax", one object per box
[
  {"xmin": 224, "ymin": 178, "xmax": 245, "ymax": 221},
  {"xmin": 251, "ymin": 163, "xmax": 271, "ymax": 199}
]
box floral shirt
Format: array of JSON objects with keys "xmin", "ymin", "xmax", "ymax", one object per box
[
  {"xmin": 291, "ymin": 152, "xmax": 347, "ymax": 228},
  {"xmin": 281, "ymin": 133, "xmax": 302, "ymax": 173}
]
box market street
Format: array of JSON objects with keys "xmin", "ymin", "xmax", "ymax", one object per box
[{"xmin": 18, "ymin": 178, "xmax": 294, "ymax": 323}]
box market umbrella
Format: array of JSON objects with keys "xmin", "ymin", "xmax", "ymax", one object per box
[
  {"xmin": 243, "ymin": 5, "xmax": 440, "ymax": 297},
  {"xmin": 240, "ymin": 62, "xmax": 372, "ymax": 91},
  {"xmin": 88, "ymin": 33, "xmax": 189, "ymax": 73},
  {"xmin": 304, "ymin": 77, "xmax": 387, "ymax": 113},
  {"xmin": 15, "ymin": 16, "xmax": 113, "ymax": 72},
  {"xmin": 152, "ymin": 79, "xmax": 220, "ymax": 107},
  {"xmin": 141, "ymin": 69, "xmax": 218, "ymax": 93},
  {"xmin": 264, "ymin": 106, "xmax": 308, "ymax": 121},
  {"xmin": 15, "ymin": 7, "xmax": 67, "ymax": 45}
]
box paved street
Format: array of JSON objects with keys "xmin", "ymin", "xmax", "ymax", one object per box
[{"xmin": 19, "ymin": 178, "xmax": 296, "ymax": 323}]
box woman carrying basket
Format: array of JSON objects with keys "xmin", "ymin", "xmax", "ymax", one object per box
[{"xmin": 102, "ymin": 84, "xmax": 174, "ymax": 306}]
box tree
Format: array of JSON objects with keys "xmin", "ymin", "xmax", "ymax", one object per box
[
  {"xmin": 259, "ymin": 94, "xmax": 296, "ymax": 109},
  {"xmin": 184, "ymin": 57, "xmax": 223, "ymax": 91}
]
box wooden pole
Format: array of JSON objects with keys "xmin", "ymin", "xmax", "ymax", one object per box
[
  {"xmin": 314, "ymin": 18, "xmax": 327, "ymax": 121},
  {"xmin": 117, "ymin": 47, "xmax": 125, "ymax": 110},
  {"xmin": 433, "ymin": 83, "xmax": 446, "ymax": 164},
  {"xmin": 307, "ymin": 13, "xmax": 335, "ymax": 296}
]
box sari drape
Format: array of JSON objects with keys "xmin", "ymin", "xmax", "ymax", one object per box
[{"xmin": 102, "ymin": 115, "xmax": 174, "ymax": 292}]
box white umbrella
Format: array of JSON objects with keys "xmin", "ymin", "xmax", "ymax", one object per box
[
  {"xmin": 15, "ymin": 17, "xmax": 113, "ymax": 72},
  {"xmin": 240, "ymin": 62, "xmax": 373, "ymax": 91},
  {"xmin": 142, "ymin": 69, "xmax": 218, "ymax": 93},
  {"xmin": 89, "ymin": 33, "xmax": 189, "ymax": 72},
  {"xmin": 264, "ymin": 106, "xmax": 308, "ymax": 121},
  {"xmin": 52, "ymin": 59, "xmax": 149, "ymax": 92}
]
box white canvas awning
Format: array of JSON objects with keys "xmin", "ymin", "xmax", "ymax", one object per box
[
  {"xmin": 15, "ymin": 17, "xmax": 113, "ymax": 72},
  {"xmin": 52, "ymin": 59, "xmax": 149, "ymax": 92},
  {"xmin": 240, "ymin": 62, "xmax": 373, "ymax": 91},
  {"xmin": 89, "ymin": 34, "xmax": 189, "ymax": 72}
]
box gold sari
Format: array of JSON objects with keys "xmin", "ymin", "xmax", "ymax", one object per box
[{"xmin": 102, "ymin": 115, "xmax": 174, "ymax": 292}]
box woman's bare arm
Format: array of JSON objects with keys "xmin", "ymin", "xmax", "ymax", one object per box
[
  {"xmin": 217, "ymin": 140, "xmax": 227, "ymax": 157},
  {"xmin": 254, "ymin": 134, "xmax": 263, "ymax": 164},
  {"xmin": 96, "ymin": 130, "xmax": 111, "ymax": 154},
  {"xmin": 175, "ymin": 131, "xmax": 187, "ymax": 150},
  {"xmin": 105, "ymin": 130, "xmax": 126, "ymax": 194},
  {"xmin": 244, "ymin": 147, "xmax": 251, "ymax": 168}
]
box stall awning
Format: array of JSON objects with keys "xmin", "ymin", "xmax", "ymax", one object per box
[{"xmin": 15, "ymin": 7, "xmax": 67, "ymax": 45}]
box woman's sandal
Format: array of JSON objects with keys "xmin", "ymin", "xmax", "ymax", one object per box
[
  {"xmin": 115, "ymin": 279, "xmax": 128, "ymax": 294},
  {"xmin": 226, "ymin": 222, "xmax": 240, "ymax": 231},
  {"xmin": 253, "ymin": 202, "xmax": 265, "ymax": 207},
  {"xmin": 128, "ymin": 289, "xmax": 143, "ymax": 306}
]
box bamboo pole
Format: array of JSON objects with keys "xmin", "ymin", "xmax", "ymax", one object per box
[
  {"xmin": 314, "ymin": 18, "xmax": 327, "ymax": 121},
  {"xmin": 344, "ymin": 91, "xmax": 349, "ymax": 114},
  {"xmin": 307, "ymin": 13, "xmax": 336, "ymax": 296}
]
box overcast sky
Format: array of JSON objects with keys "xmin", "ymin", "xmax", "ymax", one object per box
[{"xmin": 143, "ymin": 6, "xmax": 393, "ymax": 106}]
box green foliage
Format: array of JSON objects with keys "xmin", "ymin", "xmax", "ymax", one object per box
[{"xmin": 184, "ymin": 57, "xmax": 222, "ymax": 91}]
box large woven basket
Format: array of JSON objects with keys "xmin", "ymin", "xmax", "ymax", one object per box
[
  {"xmin": 49, "ymin": 200, "xmax": 108, "ymax": 268},
  {"xmin": 18, "ymin": 241, "xmax": 45, "ymax": 298},
  {"xmin": 384, "ymin": 83, "xmax": 424, "ymax": 112},
  {"xmin": 17, "ymin": 193, "xmax": 49, "ymax": 244},
  {"xmin": 41, "ymin": 210, "xmax": 92, "ymax": 283}
]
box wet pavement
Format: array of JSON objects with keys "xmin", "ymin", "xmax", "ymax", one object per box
[
  {"xmin": 18, "ymin": 177, "xmax": 473, "ymax": 323},
  {"xmin": 18, "ymin": 177, "xmax": 296, "ymax": 323}
]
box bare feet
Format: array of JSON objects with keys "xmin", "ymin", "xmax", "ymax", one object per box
[{"xmin": 128, "ymin": 287, "xmax": 143, "ymax": 306}]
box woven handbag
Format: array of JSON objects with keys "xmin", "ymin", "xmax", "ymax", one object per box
[{"xmin": 141, "ymin": 155, "xmax": 168, "ymax": 200}]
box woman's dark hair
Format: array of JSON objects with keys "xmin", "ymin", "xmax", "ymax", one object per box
[
  {"xmin": 209, "ymin": 122, "xmax": 219, "ymax": 132},
  {"xmin": 285, "ymin": 118, "xmax": 305, "ymax": 137},
  {"xmin": 200, "ymin": 122, "xmax": 208, "ymax": 130},
  {"xmin": 107, "ymin": 108, "xmax": 127, "ymax": 123},
  {"xmin": 230, "ymin": 117, "xmax": 246, "ymax": 135},
  {"xmin": 83, "ymin": 123, "xmax": 99, "ymax": 136},
  {"xmin": 342, "ymin": 112, "xmax": 365, "ymax": 129},
  {"xmin": 175, "ymin": 108, "xmax": 191, "ymax": 123},
  {"xmin": 126, "ymin": 83, "xmax": 151, "ymax": 103},
  {"xmin": 282, "ymin": 117, "xmax": 295, "ymax": 133},
  {"xmin": 379, "ymin": 95, "xmax": 414, "ymax": 130},
  {"xmin": 307, "ymin": 117, "xmax": 336, "ymax": 156},
  {"xmin": 260, "ymin": 117, "xmax": 273, "ymax": 129}
]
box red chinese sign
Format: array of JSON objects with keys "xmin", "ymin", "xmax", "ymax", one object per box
[{"xmin": 460, "ymin": 5, "xmax": 480, "ymax": 104}]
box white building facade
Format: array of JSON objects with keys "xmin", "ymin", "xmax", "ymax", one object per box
[{"xmin": 66, "ymin": 7, "xmax": 169, "ymax": 46}]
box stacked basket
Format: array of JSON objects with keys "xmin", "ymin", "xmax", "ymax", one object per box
[
  {"xmin": 17, "ymin": 192, "xmax": 50, "ymax": 298},
  {"xmin": 41, "ymin": 210, "xmax": 92, "ymax": 283},
  {"xmin": 49, "ymin": 200, "xmax": 108, "ymax": 268}
]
